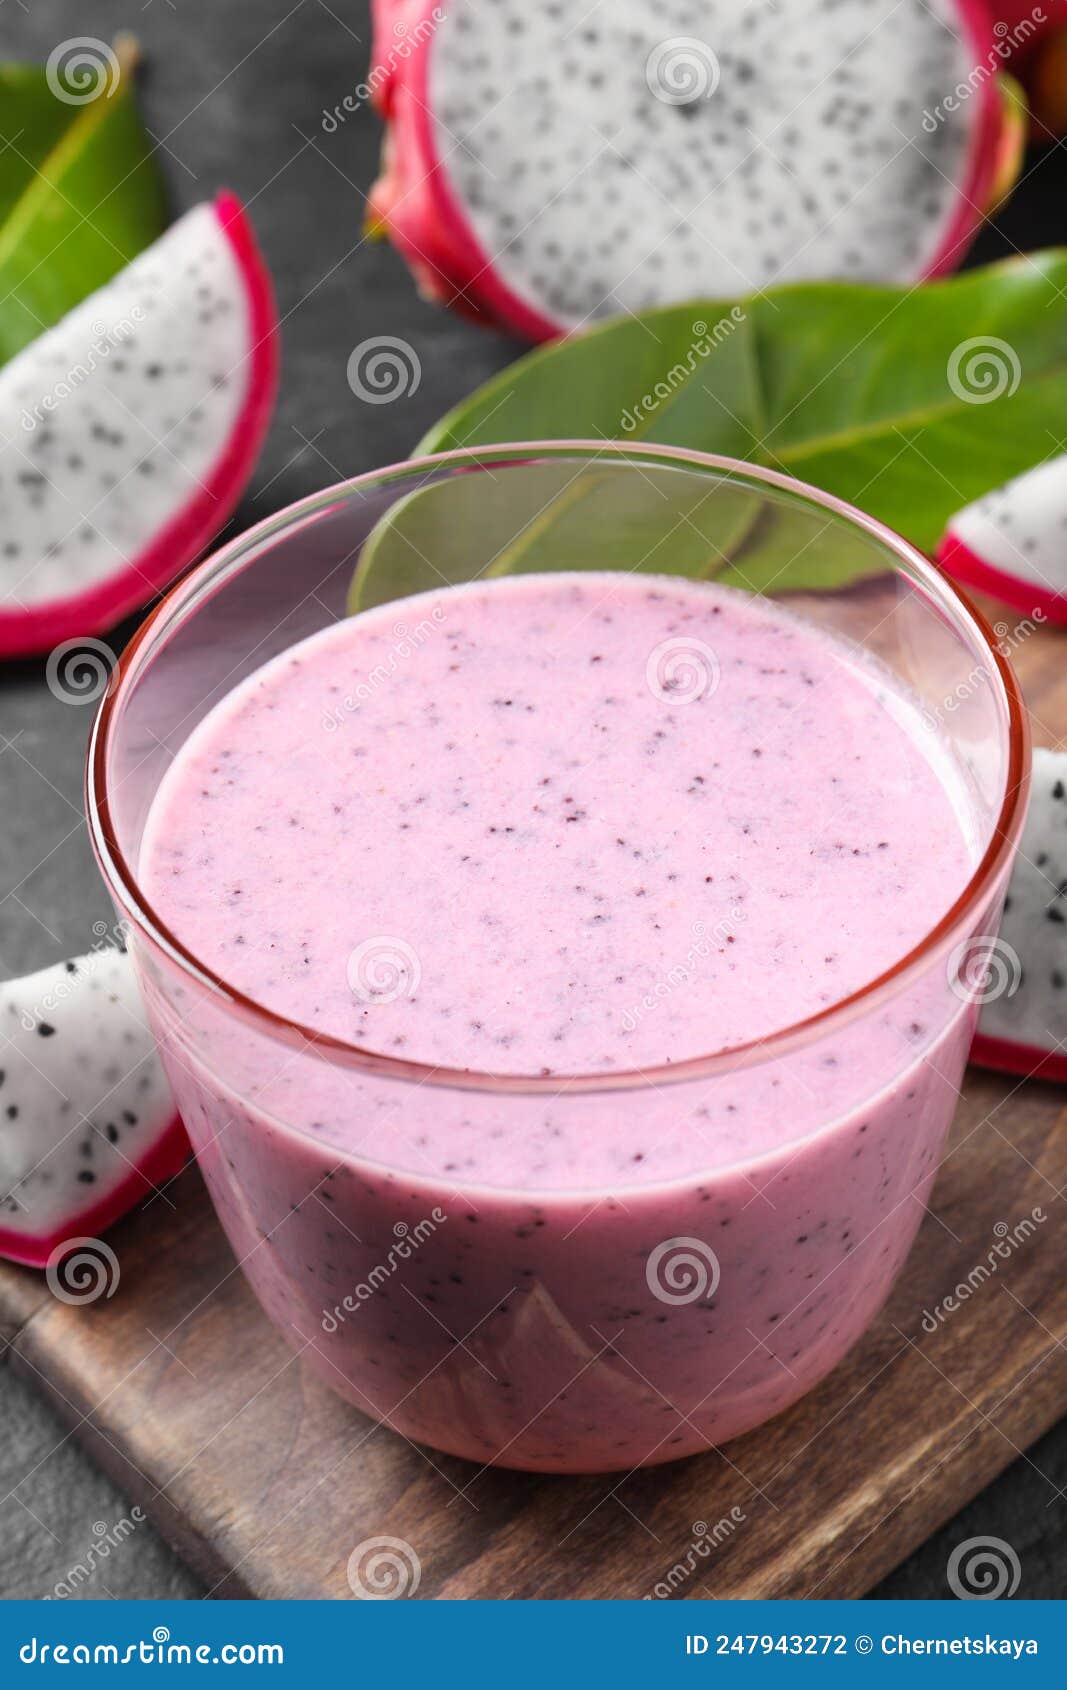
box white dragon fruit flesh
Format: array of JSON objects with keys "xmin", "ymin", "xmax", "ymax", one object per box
[
  {"xmin": 0, "ymin": 946, "xmax": 186, "ymax": 1269},
  {"xmin": 368, "ymin": 0, "xmax": 1017, "ymax": 340},
  {"xmin": 939, "ymin": 454, "xmax": 1067, "ymax": 625},
  {"xmin": 0, "ymin": 193, "xmax": 278, "ymax": 657},
  {"xmin": 971, "ymin": 747, "xmax": 1067, "ymax": 1083}
]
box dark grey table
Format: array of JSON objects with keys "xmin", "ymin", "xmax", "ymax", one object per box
[{"xmin": 1, "ymin": 0, "xmax": 1064, "ymax": 1601}]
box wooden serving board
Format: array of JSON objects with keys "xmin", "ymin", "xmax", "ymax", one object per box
[
  {"xmin": 0, "ymin": 1067, "xmax": 1063, "ymax": 1601},
  {"xmin": 0, "ymin": 604, "xmax": 1065, "ymax": 1600}
]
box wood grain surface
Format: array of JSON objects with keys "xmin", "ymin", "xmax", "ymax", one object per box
[
  {"xmin": 1, "ymin": 1060, "xmax": 1064, "ymax": 1598},
  {"xmin": 0, "ymin": 601, "xmax": 1064, "ymax": 1600}
]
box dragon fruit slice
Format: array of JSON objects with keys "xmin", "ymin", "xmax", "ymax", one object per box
[
  {"xmin": 368, "ymin": 0, "xmax": 1013, "ymax": 340},
  {"xmin": 0, "ymin": 192, "xmax": 277, "ymax": 658},
  {"xmin": 0, "ymin": 946, "xmax": 186, "ymax": 1269},
  {"xmin": 938, "ymin": 455, "xmax": 1067, "ymax": 625},
  {"xmin": 971, "ymin": 748, "xmax": 1067, "ymax": 1083}
]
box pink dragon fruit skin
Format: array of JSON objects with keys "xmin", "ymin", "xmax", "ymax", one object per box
[
  {"xmin": 367, "ymin": 0, "xmax": 1021, "ymax": 342},
  {"xmin": 939, "ymin": 454, "xmax": 1067, "ymax": 627}
]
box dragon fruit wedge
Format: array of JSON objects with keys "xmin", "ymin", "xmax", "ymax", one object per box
[
  {"xmin": 938, "ymin": 455, "xmax": 1067, "ymax": 625},
  {"xmin": 0, "ymin": 193, "xmax": 278, "ymax": 659},
  {"xmin": 367, "ymin": 0, "xmax": 1016, "ymax": 340},
  {"xmin": 971, "ymin": 747, "xmax": 1067, "ymax": 1084},
  {"xmin": 0, "ymin": 946, "xmax": 186, "ymax": 1269}
]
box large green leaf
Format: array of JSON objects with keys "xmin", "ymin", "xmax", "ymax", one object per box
[
  {"xmin": 349, "ymin": 459, "xmax": 773, "ymax": 613},
  {"xmin": 0, "ymin": 38, "xmax": 168, "ymax": 365},
  {"xmin": 350, "ymin": 256, "xmax": 1067, "ymax": 612},
  {"xmin": 417, "ymin": 256, "xmax": 1067, "ymax": 559}
]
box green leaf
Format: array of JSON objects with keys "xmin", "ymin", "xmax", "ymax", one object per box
[
  {"xmin": 349, "ymin": 460, "xmax": 766, "ymax": 613},
  {"xmin": 0, "ymin": 38, "xmax": 168, "ymax": 366},
  {"xmin": 418, "ymin": 255, "xmax": 1067, "ymax": 561},
  {"xmin": 352, "ymin": 256, "xmax": 1067, "ymax": 611}
]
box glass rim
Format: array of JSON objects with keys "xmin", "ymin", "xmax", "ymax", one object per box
[{"xmin": 87, "ymin": 440, "xmax": 1032, "ymax": 1096}]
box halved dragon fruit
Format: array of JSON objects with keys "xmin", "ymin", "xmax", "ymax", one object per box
[
  {"xmin": 0, "ymin": 946, "xmax": 186, "ymax": 1268},
  {"xmin": 368, "ymin": 0, "xmax": 1015, "ymax": 340},
  {"xmin": 971, "ymin": 747, "xmax": 1067, "ymax": 1083},
  {"xmin": 938, "ymin": 455, "xmax": 1067, "ymax": 625},
  {"xmin": 0, "ymin": 192, "xmax": 277, "ymax": 658}
]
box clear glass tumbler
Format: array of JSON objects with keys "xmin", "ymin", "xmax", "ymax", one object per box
[{"xmin": 88, "ymin": 443, "xmax": 1029, "ymax": 1474}]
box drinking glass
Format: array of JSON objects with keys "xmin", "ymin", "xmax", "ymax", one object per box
[{"xmin": 88, "ymin": 443, "xmax": 1029, "ymax": 1473}]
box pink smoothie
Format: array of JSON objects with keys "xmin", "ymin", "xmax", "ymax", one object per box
[{"xmin": 139, "ymin": 573, "xmax": 978, "ymax": 1471}]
